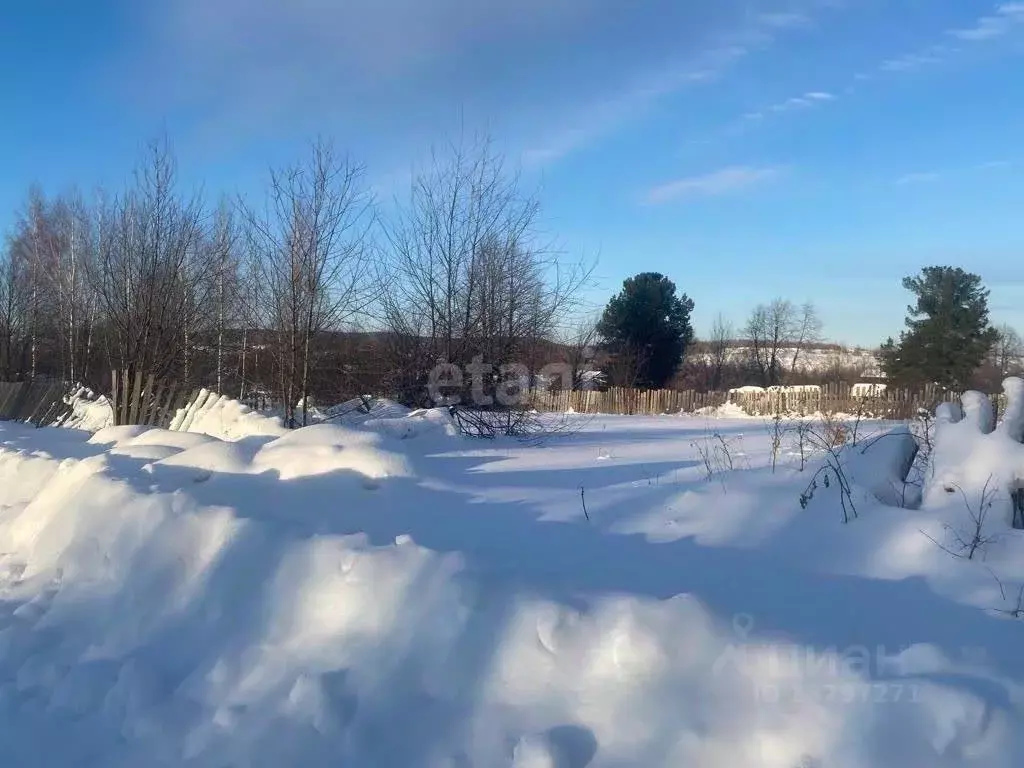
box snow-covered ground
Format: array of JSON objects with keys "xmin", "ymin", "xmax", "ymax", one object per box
[{"xmin": 1, "ymin": 397, "xmax": 1023, "ymax": 766}]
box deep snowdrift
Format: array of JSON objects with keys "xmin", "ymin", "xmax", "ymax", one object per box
[{"xmin": 1, "ymin": 400, "xmax": 1023, "ymax": 766}]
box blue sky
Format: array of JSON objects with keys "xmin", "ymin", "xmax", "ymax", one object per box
[{"xmin": 1, "ymin": 0, "xmax": 1023, "ymax": 346}]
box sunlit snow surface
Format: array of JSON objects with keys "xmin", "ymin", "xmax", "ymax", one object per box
[{"xmin": 2, "ymin": 385, "xmax": 1024, "ymax": 766}]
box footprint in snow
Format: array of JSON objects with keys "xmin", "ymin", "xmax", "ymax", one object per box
[{"xmin": 511, "ymin": 726, "xmax": 598, "ymax": 768}]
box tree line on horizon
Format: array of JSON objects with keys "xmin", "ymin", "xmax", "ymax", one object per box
[
  {"xmin": 1, "ymin": 135, "xmax": 1018, "ymax": 423},
  {"xmin": 0, "ymin": 136, "xmax": 596, "ymax": 424},
  {"xmin": 593, "ymin": 266, "xmax": 1021, "ymax": 395}
]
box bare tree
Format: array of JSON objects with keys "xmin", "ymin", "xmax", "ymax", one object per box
[
  {"xmin": 243, "ymin": 139, "xmax": 375, "ymax": 426},
  {"xmin": 746, "ymin": 299, "xmax": 794, "ymax": 387},
  {"xmin": 11, "ymin": 188, "xmax": 48, "ymax": 380},
  {"xmin": 604, "ymin": 341, "xmax": 648, "ymax": 390},
  {"xmin": 745, "ymin": 299, "xmax": 823, "ymax": 386},
  {"xmin": 789, "ymin": 301, "xmax": 823, "ymax": 374},
  {"xmin": 90, "ymin": 140, "xmax": 209, "ymax": 384},
  {"xmin": 207, "ymin": 201, "xmax": 242, "ymax": 394},
  {"xmin": 381, "ymin": 135, "xmax": 588, "ymax": 407},
  {"xmin": 991, "ymin": 324, "xmax": 1023, "ymax": 379},
  {"xmin": 34, "ymin": 192, "xmax": 98, "ymax": 384},
  {"xmin": 3, "ymin": 188, "xmax": 99, "ymax": 383},
  {"xmin": 0, "ymin": 244, "xmax": 27, "ymax": 379},
  {"xmin": 708, "ymin": 313, "xmax": 734, "ymax": 390},
  {"xmin": 556, "ymin": 314, "xmax": 600, "ymax": 391}
]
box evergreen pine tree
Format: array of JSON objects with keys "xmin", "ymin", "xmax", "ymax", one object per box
[
  {"xmin": 597, "ymin": 272, "xmax": 694, "ymax": 389},
  {"xmin": 881, "ymin": 266, "xmax": 998, "ymax": 389}
]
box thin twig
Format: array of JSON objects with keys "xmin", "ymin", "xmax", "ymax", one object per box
[{"xmin": 579, "ymin": 485, "xmax": 590, "ymax": 522}]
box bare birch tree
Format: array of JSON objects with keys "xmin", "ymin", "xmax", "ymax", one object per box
[
  {"xmin": 745, "ymin": 299, "xmax": 822, "ymax": 386},
  {"xmin": 789, "ymin": 301, "xmax": 823, "ymax": 374},
  {"xmin": 243, "ymin": 139, "xmax": 375, "ymax": 426},
  {"xmin": 381, "ymin": 135, "xmax": 589, "ymax": 406},
  {"xmin": 708, "ymin": 313, "xmax": 734, "ymax": 391},
  {"xmin": 746, "ymin": 299, "xmax": 793, "ymax": 387},
  {"xmin": 90, "ymin": 140, "xmax": 208, "ymax": 383},
  {"xmin": 0, "ymin": 245, "xmax": 27, "ymax": 379}
]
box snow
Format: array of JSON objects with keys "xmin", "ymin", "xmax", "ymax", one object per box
[
  {"xmin": 728, "ymin": 385, "xmax": 766, "ymax": 395},
  {"xmin": 322, "ymin": 396, "xmax": 413, "ymax": 425},
  {"xmin": 697, "ymin": 400, "xmax": 750, "ymax": 418},
  {"xmin": 61, "ymin": 386, "xmax": 115, "ymax": 431},
  {"xmin": 170, "ymin": 389, "xmax": 288, "ymax": 440},
  {"xmin": 1, "ymin": 392, "xmax": 1024, "ymax": 766},
  {"xmin": 852, "ymin": 382, "xmax": 887, "ymax": 398},
  {"xmin": 924, "ymin": 377, "xmax": 1024, "ymax": 521},
  {"xmin": 766, "ymin": 384, "xmax": 821, "ymax": 393}
]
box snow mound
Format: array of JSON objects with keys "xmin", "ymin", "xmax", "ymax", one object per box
[
  {"xmin": 61, "ymin": 386, "xmax": 114, "ymax": 432},
  {"xmin": 250, "ymin": 423, "xmax": 414, "ymax": 481},
  {"xmin": 323, "ymin": 396, "xmax": 412, "ymax": 424},
  {"xmin": 1, "ymin": 412, "xmax": 1023, "ymax": 765},
  {"xmin": 844, "ymin": 424, "xmax": 919, "ymax": 507},
  {"xmin": 293, "ymin": 396, "xmax": 413, "ymax": 426},
  {"xmin": 361, "ymin": 407, "xmax": 459, "ymax": 440},
  {"xmin": 170, "ymin": 389, "xmax": 288, "ymax": 441},
  {"xmin": 695, "ymin": 401, "xmax": 749, "ymax": 419},
  {"xmin": 923, "ymin": 377, "xmax": 1024, "ymax": 525}
]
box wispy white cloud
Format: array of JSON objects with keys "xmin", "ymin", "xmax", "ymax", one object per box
[
  {"xmin": 949, "ymin": 3, "xmax": 1024, "ymax": 41},
  {"xmin": 878, "ymin": 41, "xmax": 953, "ymax": 74},
  {"xmin": 521, "ymin": 36, "xmax": 762, "ymax": 167},
  {"xmin": 739, "ymin": 90, "xmax": 835, "ymax": 122},
  {"xmin": 895, "ymin": 171, "xmax": 941, "ymax": 185},
  {"xmin": 521, "ymin": 60, "xmax": 725, "ymax": 167},
  {"xmin": 755, "ymin": 11, "xmax": 812, "ymax": 30},
  {"xmin": 132, "ymin": 0, "xmax": 847, "ymax": 169},
  {"xmin": 646, "ymin": 166, "xmax": 782, "ymax": 204},
  {"xmin": 521, "ymin": 2, "xmax": 841, "ymax": 167},
  {"xmin": 894, "ymin": 161, "xmax": 1010, "ymax": 186},
  {"xmin": 880, "ymin": 52, "xmax": 940, "ymax": 72}
]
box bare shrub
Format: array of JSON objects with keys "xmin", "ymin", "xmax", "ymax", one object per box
[
  {"xmin": 450, "ymin": 404, "xmax": 587, "ymax": 444},
  {"xmin": 799, "ymin": 422, "xmax": 858, "ymax": 523},
  {"xmin": 818, "ymin": 410, "xmax": 849, "ymax": 449},
  {"xmin": 792, "ymin": 420, "xmax": 815, "ymax": 472},
  {"xmin": 989, "ymin": 572, "xmax": 1024, "ymax": 619},
  {"xmin": 921, "ymin": 477, "xmax": 1001, "ymax": 561},
  {"xmin": 692, "ymin": 428, "xmax": 744, "ymax": 481},
  {"xmin": 767, "ymin": 411, "xmax": 788, "ymax": 473}
]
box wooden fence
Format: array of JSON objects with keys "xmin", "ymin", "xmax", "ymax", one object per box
[
  {"xmin": 528, "ymin": 384, "xmax": 991, "ymax": 420},
  {"xmin": 0, "ymin": 375, "xmax": 1005, "ymax": 429},
  {"xmin": 109, "ymin": 370, "xmax": 202, "ymax": 428},
  {"xmin": 2, "ymin": 373, "xmax": 204, "ymax": 431},
  {"xmin": 0, "ymin": 379, "xmax": 72, "ymax": 427},
  {"xmin": 530, "ymin": 388, "xmax": 727, "ymax": 415}
]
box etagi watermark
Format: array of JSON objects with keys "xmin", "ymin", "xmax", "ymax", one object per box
[
  {"xmin": 710, "ymin": 614, "xmax": 982, "ymax": 706},
  {"xmin": 426, "ymin": 358, "xmax": 589, "ymax": 407}
]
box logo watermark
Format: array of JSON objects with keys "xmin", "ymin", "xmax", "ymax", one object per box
[
  {"xmin": 426, "ymin": 357, "xmax": 595, "ymax": 407},
  {"xmin": 711, "ymin": 614, "xmax": 940, "ymax": 706}
]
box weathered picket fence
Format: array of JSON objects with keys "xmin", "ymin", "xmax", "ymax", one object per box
[
  {"xmin": 529, "ymin": 387, "xmax": 727, "ymax": 415},
  {"xmin": 109, "ymin": 370, "xmax": 202, "ymax": 428},
  {"xmin": 528, "ymin": 384, "xmax": 998, "ymax": 420},
  {"xmin": 0, "ymin": 379, "xmax": 72, "ymax": 427}
]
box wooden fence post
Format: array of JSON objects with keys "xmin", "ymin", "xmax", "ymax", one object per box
[{"xmin": 120, "ymin": 370, "xmax": 130, "ymax": 426}]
